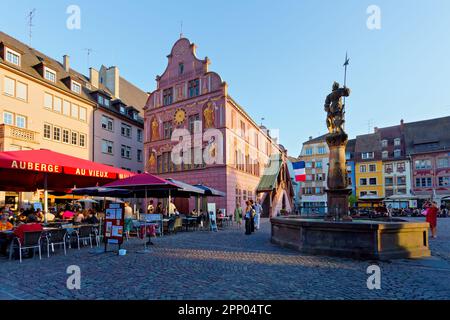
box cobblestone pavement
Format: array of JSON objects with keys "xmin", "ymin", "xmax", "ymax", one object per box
[{"xmin": 1, "ymin": 218, "xmax": 449, "ymax": 300}]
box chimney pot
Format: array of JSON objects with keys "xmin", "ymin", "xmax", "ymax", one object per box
[
  {"xmin": 89, "ymin": 67, "xmax": 99, "ymax": 88},
  {"xmin": 63, "ymin": 55, "xmax": 70, "ymax": 72}
]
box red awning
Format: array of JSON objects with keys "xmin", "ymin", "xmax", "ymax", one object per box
[{"xmin": 0, "ymin": 149, "xmax": 133, "ymax": 192}]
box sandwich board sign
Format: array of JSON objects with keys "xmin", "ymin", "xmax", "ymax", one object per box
[
  {"xmin": 207, "ymin": 203, "xmax": 217, "ymax": 232},
  {"xmin": 104, "ymin": 203, "xmax": 124, "ymax": 252}
]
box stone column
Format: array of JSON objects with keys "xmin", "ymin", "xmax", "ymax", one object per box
[{"xmin": 326, "ymin": 132, "xmax": 351, "ymax": 220}]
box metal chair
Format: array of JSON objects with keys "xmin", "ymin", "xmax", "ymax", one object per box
[
  {"xmin": 45, "ymin": 229, "xmax": 68, "ymax": 257},
  {"xmin": 9, "ymin": 231, "xmax": 43, "ymax": 263},
  {"xmin": 74, "ymin": 226, "xmax": 94, "ymax": 249}
]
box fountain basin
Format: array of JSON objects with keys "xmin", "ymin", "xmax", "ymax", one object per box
[{"xmin": 271, "ymin": 216, "xmax": 431, "ymax": 260}]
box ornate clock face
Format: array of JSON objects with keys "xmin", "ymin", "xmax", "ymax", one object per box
[{"xmin": 174, "ymin": 108, "xmax": 186, "ymax": 125}]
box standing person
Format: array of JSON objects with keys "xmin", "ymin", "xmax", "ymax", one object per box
[
  {"xmin": 244, "ymin": 201, "xmax": 252, "ymax": 235},
  {"xmin": 168, "ymin": 199, "xmax": 177, "ymax": 216},
  {"xmin": 426, "ymin": 201, "xmax": 438, "ymax": 239},
  {"xmin": 124, "ymin": 202, "xmax": 133, "ymax": 219},
  {"xmin": 254, "ymin": 199, "xmax": 263, "ymax": 230},
  {"xmin": 147, "ymin": 200, "xmax": 155, "ymax": 214},
  {"xmin": 249, "ymin": 200, "xmax": 256, "ymax": 233},
  {"xmin": 234, "ymin": 202, "xmax": 243, "ymax": 228}
]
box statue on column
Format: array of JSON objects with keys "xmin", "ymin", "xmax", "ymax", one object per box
[{"xmin": 324, "ymin": 81, "xmax": 350, "ymax": 135}]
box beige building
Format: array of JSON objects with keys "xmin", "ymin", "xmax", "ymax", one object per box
[{"xmin": 0, "ymin": 31, "xmax": 147, "ymax": 208}]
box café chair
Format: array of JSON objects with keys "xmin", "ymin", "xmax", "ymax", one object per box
[
  {"xmin": 9, "ymin": 231, "xmax": 43, "ymax": 263},
  {"xmin": 45, "ymin": 229, "xmax": 68, "ymax": 257},
  {"xmin": 74, "ymin": 226, "xmax": 94, "ymax": 249}
]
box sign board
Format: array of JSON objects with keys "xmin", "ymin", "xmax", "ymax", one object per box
[
  {"xmin": 32, "ymin": 202, "xmax": 43, "ymax": 211},
  {"xmin": 207, "ymin": 203, "xmax": 217, "ymax": 232},
  {"xmin": 104, "ymin": 202, "xmax": 124, "ymax": 252}
]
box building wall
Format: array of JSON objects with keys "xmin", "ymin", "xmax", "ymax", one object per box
[
  {"xmin": 144, "ymin": 38, "xmax": 281, "ymax": 216},
  {"xmin": 382, "ymin": 160, "xmax": 411, "ymax": 196},
  {"xmin": 0, "ymin": 65, "xmax": 93, "ymax": 158},
  {"xmin": 346, "ymin": 160, "xmax": 356, "ymax": 196},
  {"xmin": 93, "ymin": 109, "xmax": 144, "ymax": 172},
  {"xmin": 412, "ymin": 152, "xmax": 450, "ymax": 205},
  {"xmin": 355, "ymin": 160, "xmax": 384, "ymax": 198},
  {"xmin": 298, "ymin": 139, "xmax": 329, "ymax": 213}
]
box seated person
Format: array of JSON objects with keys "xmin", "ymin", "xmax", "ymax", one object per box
[
  {"xmin": 0, "ymin": 213, "xmax": 13, "ymax": 231},
  {"xmin": 35, "ymin": 209, "xmax": 45, "ymax": 222},
  {"xmin": 74, "ymin": 211, "xmax": 85, "ymax": 224},
  {"xmin": 14, "ymin": 214, "xmax": 43, "ymax": 244},
  {"xmin": 62, "ymin": 210, "xmax": 75, "ymax": 220},
  {"xmin": 0, "ymin": 213, "xmax": 13, "ymax": 256},
  {"xmin": 85, "ymin": 210, "xmax": 99, "ymax": 224},
  {"xmin": 190, "ymin": 209, "xmax": 198, "ymax": 217},
  {"xmin": 43, "ymin": 211, "xmax": 56, "ymax": 222}
]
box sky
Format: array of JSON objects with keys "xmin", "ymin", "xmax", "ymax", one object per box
[{"xmin": 1, "ymin": 0, "xmax": 450, "ymax": 157}]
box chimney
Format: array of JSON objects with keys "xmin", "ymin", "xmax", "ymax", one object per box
[
  {"xmin": 374, "ymin": 127, "xmax": 379, "ymax": 133},
  {"xmin": 309, "ymin": 136, "xmax": 313, "ymax": 140},
  {"xmin": 63, "ymin": 55, "xmax": 70, "ymax": 72},
  {"xmin": 89, "ymin": 67, "xmax": 99, "ymax": 88},
  {"xmin": 105, "ymin": 66, "xmax": 120, "ymax": 99},
  {"xmin": 400, "ymin": 119, "xmax": 404, "ymax": 127}
]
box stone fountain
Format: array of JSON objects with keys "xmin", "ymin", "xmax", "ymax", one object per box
[{"xmin": 270, "ymin": 82, "xmax": 431, "ymax": 260}]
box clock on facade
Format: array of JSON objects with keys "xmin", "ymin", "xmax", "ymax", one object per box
[{"xmin": 174, "ymin": 108, "xmax": 186, "ymax": 125}]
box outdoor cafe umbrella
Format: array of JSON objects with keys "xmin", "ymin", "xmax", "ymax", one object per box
[
  {"xmin": 101, "ymin": 173, "xmax": 181, "ymax": 217},
  {"xmin": 193, "ymin": 184, "xmax": 225, "ymax": 214}
]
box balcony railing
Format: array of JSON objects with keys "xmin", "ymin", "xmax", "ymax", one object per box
[{"xmin": 0, "ymin": 124, "xmax": 39, "ymax": 144}]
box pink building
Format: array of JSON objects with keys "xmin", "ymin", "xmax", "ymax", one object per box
[{"xmin": 144, "ymin": 38, "xmax": 287, "ymax": 216}]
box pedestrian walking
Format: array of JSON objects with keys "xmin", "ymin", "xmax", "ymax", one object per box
[
  {"xmin": 244, "ymin": 201, "xmax": 253, "ymax": 235},
  {"xmin": 424, "ymin": 201, "xmax": 438, "ymax": 239},
  {"xmin": 234, "ymin": 202, "xmax": 243, "ymax": 228},
  {"xmin": 254, "ymin": 199, "xmax": 263, "ymax": 230}
]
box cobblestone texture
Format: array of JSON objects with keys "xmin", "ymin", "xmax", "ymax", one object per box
[{"xmin": 0, "ymin": 217, "xmax": 449, "ymax": 300}]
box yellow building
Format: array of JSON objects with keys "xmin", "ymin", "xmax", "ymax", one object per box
[{"xmin": 354, "ymin": 133, "xmax": 384, "ymax": 207}]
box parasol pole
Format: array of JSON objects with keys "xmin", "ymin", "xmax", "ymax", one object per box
[{"xmin": 43, "ymin": 173, "xmax": 48, "ymax": 224}]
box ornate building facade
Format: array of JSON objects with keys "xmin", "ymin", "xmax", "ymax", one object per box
[{"xmin": 144, "ymin": 38, "xmax": 283, "ymax": 215}]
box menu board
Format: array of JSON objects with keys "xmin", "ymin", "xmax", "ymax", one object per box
[{"xmin": 104, "ymin": 203, "xmax": 124, "ymax": 251}]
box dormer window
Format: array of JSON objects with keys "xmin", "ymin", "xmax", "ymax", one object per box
[
  {"xmin": 71, "ymin": 80, "xmax": 82, "ymax": 94},
  {"xmin": 133, "ymin": 112, "xmax": 138, "ymax": 120},
  {"xmin": 5, "ymin": 47, "xmax": 21, "ymax": 66},
  {"xmin": 44, "ymin": 67, "xmax": 57, "ymax": 83},
  {"xmin": 120, "ymin": 106, "xmax": 126, "ymax": 114}
]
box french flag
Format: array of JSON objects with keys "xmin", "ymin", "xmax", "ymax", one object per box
[{"xmin": 293, "ymin": 161, "xmax": 306, "ymax": 182}]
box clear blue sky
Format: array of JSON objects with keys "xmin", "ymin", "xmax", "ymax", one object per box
[{"xmin": 1, "ymin": 0, "xmax": 450, "ymax": 156}]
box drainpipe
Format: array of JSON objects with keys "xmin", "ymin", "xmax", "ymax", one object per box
[{"xmin": 92, "ymin": 106, "xmax": 98, "ymax": 161}]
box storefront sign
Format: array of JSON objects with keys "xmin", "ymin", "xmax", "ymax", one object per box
[
  {"xmin": 65, "ymin": 167, "xmax": 116, "ymax": 178},
  {"xmin": 10, "ymin": 160, "xmax": 61, "ymax": 173}
]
